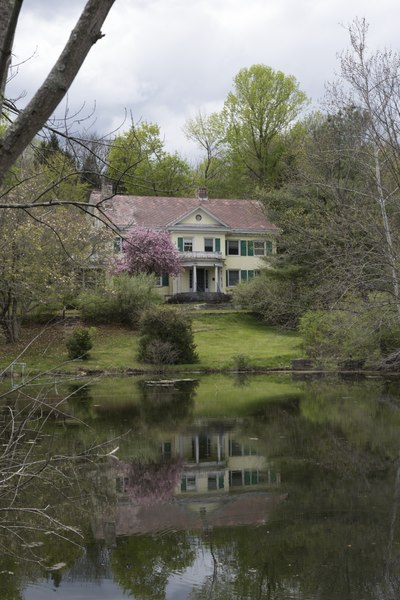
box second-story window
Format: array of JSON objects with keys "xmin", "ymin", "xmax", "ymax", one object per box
[
  {"xmin": 204, "ymin": 238, "xmax": 214, "ymax": 252},
  {"xmin": 226, "ymin": 240, "xmax": 239, "ymax": 255},
  {"xmin": 183, "ymin": 238, "xmax": 193, "ymax": 251}
]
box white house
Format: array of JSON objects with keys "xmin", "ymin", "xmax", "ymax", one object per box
[{"xmin": 90, "ymin": 189, "xmax": 278, "ymax": 299}]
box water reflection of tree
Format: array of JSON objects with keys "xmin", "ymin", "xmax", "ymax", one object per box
[
  {"xmin": 112, "ymin": 532, "xmax": 195, "ymax": 600},
  {"xmin": 117, "ymin": 457, "xmax": 183, "ymax": 505},
  {"xmin": 0, "ymin": 387, "xmax": 116, "ymax": 598},
  {"xmin": 185, "ymin": 378, "xmax": 400, "ymax": 600},
  {"xmin": 138, "ymin": 378, "xmax": 198, "ymax": 428}
]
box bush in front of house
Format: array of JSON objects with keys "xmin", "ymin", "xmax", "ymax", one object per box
[
  {"xmin": 138, "ymin": 307, "xmax": 198, "ymax": 364},
  {"xmin": 298, "ymin": 308, "xmax": 380, "ymax": 365},
  {"xmin": 66, "ymin": 327, "xmax": 94, "ymax": 360},
  {"xmin": 78, "ymin": 273, "xmax": 161, "ymax": 328}
]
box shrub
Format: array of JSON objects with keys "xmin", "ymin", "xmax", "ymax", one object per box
[
  {"xmin": 77, "ymin": 290, "xmax": 115, "ymax": 324},
  {"xmin": 298, "ymin": 309, "xmax": 379, "ymax": 362},
  {"xmin": 232, "ymin": 274, "xmax": 308, "ymax": 328},
  {"xmin": 138, "ymin": 307, "xmax": 198, "ymax": 364},
  {"xmin": 140, "ymin": 340, "xmax": 180, "ymax": 365},
  {"xmin": 66, "ymin": 327, "xmax": 94, "ymax": 360},
  {"xmin": 231, "ymin": 354, "xmax": 251, "ymax": 370},
  {"xmin": 78, "ymin": 273, "xmax": 161, "ymax": 327}
]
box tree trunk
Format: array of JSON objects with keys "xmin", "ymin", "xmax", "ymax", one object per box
[
  {"xmin": 373, "ymin": 146, "xmax": 400, "ymax": 319},
  {"xmin": 0, "ymin": 0, "xmax": 116, "ymax": 185},
  {"xmin": 0, "ymin": 0, "xmax": 23, "ymax": 118}
]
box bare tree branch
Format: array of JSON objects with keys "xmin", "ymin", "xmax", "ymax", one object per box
[{"xmin": 0, "ymin": 0, "xmax": 116, "ymax": 184}]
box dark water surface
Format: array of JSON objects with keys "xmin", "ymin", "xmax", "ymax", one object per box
[{"xmin": 2, "ymin": 373, "xmax": 400, "ymax": 599}]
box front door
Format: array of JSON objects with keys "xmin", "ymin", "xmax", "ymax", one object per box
[{"xmin": 196, "ymin": 268, "xmax": 209, "ymax": 292}]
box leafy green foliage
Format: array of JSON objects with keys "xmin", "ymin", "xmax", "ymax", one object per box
[
  {"xmin": 78, "ymin": 273, "xmax": 161, "ymax": 328},
  {"xmin": 107, "ymin": 121, "xmax": 192, "ymax": 196},
  {"xmin": 138, "ymin": 307, "xmax": 198, "ymax": 364},
  {"xmin": 65, "ymin": 327, "xmax": 94, "ymax": 360},
  {"xmin": 223, "ymin": 64, "xmax": 308, "ymax": 191},
  {"xmin": 298, "ymin": 309, "xmax": 380, "ymax": 363},
  {"xmin": 233, "ymin": 271, "xmax": 310, "ymax": 328}
]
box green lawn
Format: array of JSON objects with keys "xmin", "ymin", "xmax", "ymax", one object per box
[
  {"xmin": 0, "ymin": 310, "xmax": 302, "ymax": 375},
  {"xmin": 192, "ymin": 312, "xmax": 301, "ymax": 369}
]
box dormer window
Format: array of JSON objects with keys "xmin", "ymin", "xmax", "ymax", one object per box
[{"xmin": 195, "ymin": 214, "xmax": 202, "ymax": 221}]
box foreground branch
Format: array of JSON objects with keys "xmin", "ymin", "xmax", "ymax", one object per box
[{"xmin": 0, "ymin": 0, "xmax": 116, "ymax": 184}]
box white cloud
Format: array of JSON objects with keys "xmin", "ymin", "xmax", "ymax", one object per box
[{"xmin": 7, "ymin": 0, "xmax": 400, "ymax": 158}]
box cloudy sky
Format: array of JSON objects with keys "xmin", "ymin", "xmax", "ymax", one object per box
[{"xmin": 7, "ymin": 0, "xmax": 400, "ymax": 160}]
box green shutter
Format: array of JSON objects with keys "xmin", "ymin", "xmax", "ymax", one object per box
[
  {"xmin": 225, "ymin": 240, "xmax": 228, "ymax": 255},
  {"xmin": 248, "ymin": 270, "xmax": 255, "ymax": 279},
  {"xmin": 240, "ymin": 240, "xmax": 247, "ymax": 256},
  {"xmin": 248, "ymin": 241, "xmax": 254, "ymax": 256},
  {"xmin": 215, "ymin": 238, "xmax": 221, "ymax": 252},
  {"xmin": 241, "ymin": 270, "xmax": 248, "ymax": 282},
  {"xmin": 218, "ymin": 474, "xmax": 224, "ymax": 489},
  {"xmin": 181, "ymin": 477, "xmax": 187, "ymax": 492},
  {"xmin": 177, "ymin": 237, "xmax": 183, "ymax": 251},
  {"xmin": 266, "ymin": 240, "xmax": 273, "ymax": 255},
  {"xmin": 244, "ymin": 470, "xmax": 251, "ymax": 485},
  {"xmin": 162, "ymin": 274, "xmax": 169, "ymax": 286}
]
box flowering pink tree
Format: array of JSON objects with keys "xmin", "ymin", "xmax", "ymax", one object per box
[
  {"xmin": 114, "ymin": 227, "xmax": 183, "ymax": 276},
  {"xmin": 116, "ymin": 458, "xmax": 183, "ymax": 506}
]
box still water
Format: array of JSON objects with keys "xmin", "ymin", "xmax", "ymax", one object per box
[{"xmin": 2, "ymin": 373, "xmax": 400, "ymax": 599}]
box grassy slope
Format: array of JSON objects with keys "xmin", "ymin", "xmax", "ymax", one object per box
[{"xmin": 0, "ymin": 310, "xmax": 302, "ymax": 375}]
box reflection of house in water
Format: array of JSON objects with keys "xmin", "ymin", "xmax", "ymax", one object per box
[
  {"xmin": 176, "ymin": 428, "xmax": 281, "ymax": 496},
  {"xmin": 93, "ymin": 422, "xmax": 285, "ymax": 541}
]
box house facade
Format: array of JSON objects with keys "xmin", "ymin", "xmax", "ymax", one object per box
[{"xmin": 91, "ymin": 189, "xmax": 278, "ymax": 299}]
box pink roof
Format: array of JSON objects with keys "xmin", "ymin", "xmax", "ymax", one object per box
[{"xmin": 90, "ymin": 191, "xmax": 278, "ymax": 233}]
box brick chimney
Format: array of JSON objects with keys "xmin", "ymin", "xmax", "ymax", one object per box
[{"xmin": 197, "ymin": 187, "xmax": 208, "ymax": 201}]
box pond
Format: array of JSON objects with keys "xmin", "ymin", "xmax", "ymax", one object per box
[{"xmin": 2, "ymin": 372, "xmax": 400, "ymax": 599}]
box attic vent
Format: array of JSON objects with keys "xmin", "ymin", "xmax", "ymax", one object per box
[{"xmin": 197, "ymin": 187, "xmax": 208, "ymax": 201}]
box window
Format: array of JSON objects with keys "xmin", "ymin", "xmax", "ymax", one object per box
[
  {"xmin": 254, "ymin": 240, "xmax": 273, "ymax": 256},
  {"xmin": 183, "ymin": 238, "xmax": 193, "ymax": 252},
  {"xmin": 114, "ymin": 236, "xmax": 122, "ymax": 253},
  {"xmin": 226, "ymin": 240, "xmax": 239, "ymax": 255},
  {"xmin": 156, "ymin": 275, "xmax": 169, "ymax": 287},
  {"xmin": 204, "ymin": 238, "xmax": 214, "ymax": 252},
  {"xmin": 226, "ymin": 270, "xmax": 240, "ymax": 287},
  {"xmin": 204, "ymin": 238, "xmax": 221, "ymax": 252},
  {"xmin": 116, "ymin": 476, "xmax": 129, "ymax": 494},
  {"xmin": 208, "ymin": 475, "xmax": 217, "ymax": 491},
  {"xmin": 181, "ymin": 475, "xmax": 196, "ymax": 492}
]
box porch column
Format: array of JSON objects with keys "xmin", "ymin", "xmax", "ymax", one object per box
[
  {"xmin": 194, "ymin": 435, "xmax": 200, "ymax": 464},
  {"xmin": 217, "ymin": 434, "xmax": 222, "ymax": 463},
  {"xmin": 193, "ymin": 265, "xmax": 197, "ymax": 292},
  {"xmin": 214, "ymin": 265, "xmax": 219, "ymax": 292}
]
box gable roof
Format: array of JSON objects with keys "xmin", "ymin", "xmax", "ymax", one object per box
[{"xmin": 90, "ymin": 191, "xmax": 278, "ymax": 234}]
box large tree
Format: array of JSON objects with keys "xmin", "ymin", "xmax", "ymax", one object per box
[
  {"xmin": 223, "ymin": 64, "xmax": 308, "ymax": 192},
  {"xmin": 0, "ymin": 152, "xmax": 111, "ymax": 343},
  {"xmin": 242, "ymin": 22, "xmax": 400, "ymax": 356},
  {"xmin": 108, "ymin": 122, "xmax": 193, "ymax": 196},
  {"xmin": 184, "ymin": 65, "xmax": 308, "ymax": 198}
]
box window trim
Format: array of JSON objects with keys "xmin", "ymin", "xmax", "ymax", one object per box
[{"xmin": 226, "ymin": 269, "xmax": 240, "ymax": 287}]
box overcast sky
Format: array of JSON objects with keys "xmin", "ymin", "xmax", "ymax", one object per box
[{"xmin": 7, "ymin": 0, "xmax": 400, "ymax": 160}]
